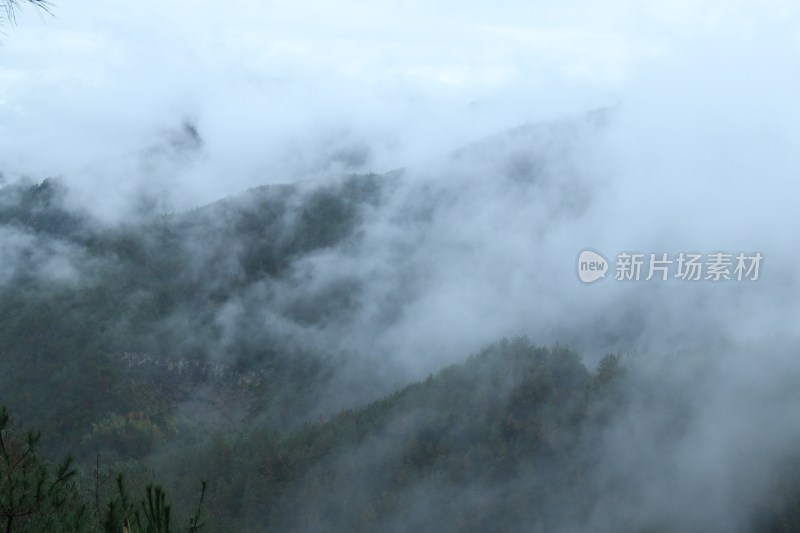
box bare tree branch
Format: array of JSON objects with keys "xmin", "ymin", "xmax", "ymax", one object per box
[{"xmin": 0, "ymin": 0, "xmax": 53, "ymax": 30}]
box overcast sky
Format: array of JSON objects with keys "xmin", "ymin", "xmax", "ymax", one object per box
[{"xmin": 1, "ymin": 0, "xmax": 798, "ymax": 217}]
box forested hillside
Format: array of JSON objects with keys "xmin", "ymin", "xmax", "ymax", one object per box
[
  {"xmin": 5, "ymin": 338, "xmax": 800, "ymax": 532},
  {"xmin": 0, "ymin": 172, "xmax": 389, "ymax": 457},
  {"xmin": 1, "ymin": 158, "xmax": 800, "ymax": 532}
]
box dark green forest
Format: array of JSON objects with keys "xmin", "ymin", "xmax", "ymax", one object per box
[{"xmin": 1, "ymin": 177, "xmax": 800, "ymax": 532}]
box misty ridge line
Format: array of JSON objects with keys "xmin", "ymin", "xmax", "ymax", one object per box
[
  {"xmin": 1, "ymin": 92, "xmax": 797, "ymax": 512},
  {"xmin": 0, "ymin": 116, "xmax": 798, "ymax": 532},
  {"xmin": 0, "ymin": 104, "xmax": 787, "ymax": 372},
  {"xmin": 0, "ymin": 109, "xmax": 636, "ymax": 445}
]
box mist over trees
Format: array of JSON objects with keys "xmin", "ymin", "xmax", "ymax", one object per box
[
  {"xmin": 2, "ymin": 1, "xmax": 800, "ymax": 532},
  {"xmin": 0, "ymin": 165, "xmax": 799, "ymax": 531}
]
